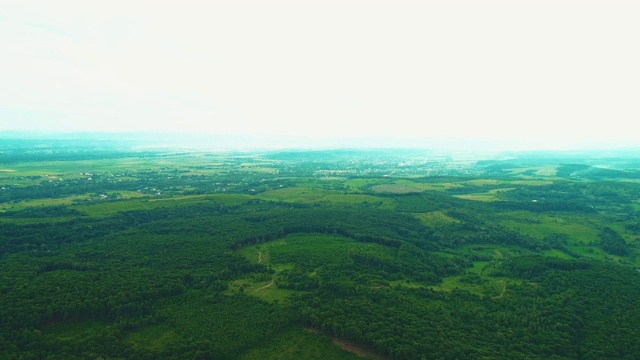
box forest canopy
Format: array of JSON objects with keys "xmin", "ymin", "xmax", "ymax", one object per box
[{"xmin": 1, "ymin": 143, "xmax": 639, "ymax": 359}]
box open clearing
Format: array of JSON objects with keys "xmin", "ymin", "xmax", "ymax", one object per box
[
  {"xmin": 71, "ymin": 194, "xmax": 252, "ymax": 217},
  {"xmin": 240, "ymin": 327, "xmax": 363, "ymax": 360},
  {"xmin": 369, "ymin": 184, "xmax": 421, "ymax": 194},
  {"xmin": 453, "ymin": 188, "xmax": 514, "ymax": 202},
  {"xmin": 127, "ymin": 325, "xmax": 179, "ymax": 352},
  {"xmin": 505, "ymin": 165, "xmax": 559, "ymax": 177},
  {"xmin": 257, "ymin": 187, "xmax": 394, "ymax": 208},
  {"xmin": 414, "ymin": 211, "xmax": 460, "ymax": 226},
  {"xmin": 499, "ymin": 213, "xmax": 600, "ymax": 243},
  {"xmin": 373, "ymin": 179, "xmax": 463, "ymax": 193}
]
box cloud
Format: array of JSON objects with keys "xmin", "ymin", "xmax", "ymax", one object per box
[{"xmin": 1, "ymin": 1, "xmax": 638, "ymax": 149}]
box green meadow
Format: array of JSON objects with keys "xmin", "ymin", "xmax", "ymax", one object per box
[{"xmin": 2, "ymin": 145, "xmax": 640, "ymax": 359}]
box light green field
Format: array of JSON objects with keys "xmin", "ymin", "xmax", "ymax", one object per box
[
  {"xmin": 234, "ymin": 234, "xmax": 360, "ymax": 302},
  {"xmin": 0, "ymin": 190, "xmax": 150, "ymax": 213},
  {"xmin": 0, "ymin": 195, "xmax": 90, "ymax": 211},
  {"xmin": 239, "ymin": 234, "xmax": 356, "ymax": 265},
  {"xmin": 454, "ymin": 194, "xmax": 498, "ymax": 202},
  {"xmin": 504, "ymin": 165, "xmax": 559, "ymax": 177},
  {"xmin": 568, "ymin": 245, "xmax": 625, "ymax": 261},
  {"xmin": 0, "ymin": 176, "xmax": 48, "ymax": 187},
  {"xmin": 396, "ymin": 245, "xmax": 519, "ymax": 296},
  {"xmin": 605, "ymin": 222, "xmax": 640, "ymax": 242},
  {"xmin": 460, "ymin": 179, "xmax": 553, "ymax": 186},
  {"xmin": 237, "ymin": 163, "xmax": 280, "ymax": 173},
  {"xmin": 127, "ymin": 325, "xmax": 180, "ymax": 352},
  {"xmin": 0, "ymin": 158, "xmax": 154, "ymax": 176},
  {"xmin": 258, "ymin": 187, "xmax": 338, "ymax": 202},
  {"xmin": 371, "ymin": 179, "xmax": 463, "ymax": 193},
  {"xmin": 401, "ymin": 181, "xmax": 463, "ymax": 191},
  {"xmin": 499, "ymin": 213, "xmax": 600, "ymax": 243},
  {"xmin": 72, "ymin": 198, "xmax": 186, "ymax": 217},
  {"xmin": 71, "ymin": 194, "xmax": 252, "ymax": 217},
  {"xmin": 459, "ymin": 244, "xmax": 521, "ymax": 259},
  {"xmin": 342, "ymin": 178, "xmax": 387, "ymax": 192},
  {"xmin": 460, "ymin": 179, "xmax": 500, "ymax": 186},
  {"xmin": 369, "ymin": 184, "xmax": 421, "ymax": 194},
  {"xmin": 257, "ymin": 187, "xmax": 394, "ymax": 208},
  {"xmin": 540, "ymin": 249, "xmax": 574, "ymax": 259},
  {"xmin": 240, "ymin": 327, "xmax": 363, "ymax": 360},
  {"xmin": 42, "ymin": 319, "xmax": 106, "ymax": 342},
  {"xmin": 318, "ymin": 176, "xmax": 347, "ymax": 181},
  {"xmin": 453, "ymin": 188, "xmax": 515, "ymax": 202},
  {"xmin": 427, "ymin": 274, "xmax": 508, "ymax": 297},
  {"xmin": 414, "ymin": 211, "xmax": 460, "ymax": 227},
  {"xmin": 0, "ymin": 216, "xmax": 79, "ymax": 225},
  {"xmin": 227, "ymin": 276, "xmax": 298, "ymax": 303},
  {"xmin": 502, "ymin": 180, "xmax": 554, "ymax": 186},
  {"xmin": 226, "ymin": 249, "xmax": 299, "ymax": 303},
  {"xmin": 468, "ymin": 261, "xmax": 490, "ymax": 274},
  {"xmin": 0, "ymin": 155, "xmax": 245, "ymax": 182}
]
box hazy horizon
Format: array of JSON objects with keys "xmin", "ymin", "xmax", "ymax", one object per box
[
  {"xmin": 3, "ymin": 130, "xmax": 640, "ymax": 155},
  {"xmin": 1, "ymin": 1, "xmax": 639, "ymax": 151}
]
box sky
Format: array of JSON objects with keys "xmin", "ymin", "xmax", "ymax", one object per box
[{"xmin": 1, "ymin": 1, "xmax": 639, "ymax": 150}]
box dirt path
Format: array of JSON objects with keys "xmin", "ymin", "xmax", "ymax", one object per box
[
  {"xmin": 304, "ymin": 328, "xmax": 385, "ymax": 359},
  {"xmin": 257, "ymin": 251, "xmax": 262, "ymax": 263},
  {"xmin": 253, "ymin": 279, "xmax": 273, "ymax": 293},
  {"xmin": 279, "ymin": 338, "xmax": 305, "ymax": 356},
  {"xmin": 332, "ymin": 338, "xmax": 385, "ymax": 359},
  {"xmin": 492, "ymin": 284, "xmax": 507, "ymax": 300}
]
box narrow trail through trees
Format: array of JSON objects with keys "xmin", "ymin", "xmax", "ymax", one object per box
[
  {"xmin": 492, "ymin": 284, "xmax": 507, "ymax": 300},
  {"xmin": 253, "ymin": 279, "xmax": 274, "ymax": 292}
]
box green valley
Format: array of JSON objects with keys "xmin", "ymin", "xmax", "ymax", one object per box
[{"xmin": 1, "ymin": 140, "xmax": 640, "ymax": 359}]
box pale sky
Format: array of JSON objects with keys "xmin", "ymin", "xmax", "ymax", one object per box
[{"xmin": 1, "ymin": 1, "xmax": 639, "ymax": 150}]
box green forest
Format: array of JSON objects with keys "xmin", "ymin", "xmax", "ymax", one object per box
[{"xmin": 1, "ymin": 140, "xmax": 640, "ymax": 359}]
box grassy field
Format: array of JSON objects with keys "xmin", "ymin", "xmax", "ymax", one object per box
[
  {"xmin": 257, "ymin": 187, "xmax": 341, "ymax": 202},
  {"xmin": 453, "ymin": 188, "xmax": 515, "ymax": 202},
  {"xmin": 240, "ymin": 234, "xmax": 357, "ymax": 266},
  {"xmin": 369, "ymin": 179, "xmax": 550, "ymax": 200},
  {"xmin": 370, "ymin": 179, "xmax": 462, "ymax": 193},
  {"xmin": 127, "ymin": 325, "xmax": 180, "ymax": 353},
  {"xmin": 460, "ymin": 179, "xmax": 553, "ymax": 186},
  {"xmin": 240, "ymin": 327, "xmax": 365, "ymax": 360},
  {"xmin": 342, "ymin": 178, "xmax": 387, "ymax": 192},
  {"xmin": 414, "ymin": 211, "xmax": 460, "ymax": 227},
  {"xmin": 234, "ymin": 234, "xmax": 391, "ymax": 303},
  {"xmin": 257, "ymin": 187, "xmax": 394, "ymax": 208},
  {"xmin": 0, "ymin": 153, "xmax": 264, "ymax": 183},
  {"xmin": 70, "ymin": 194, "xmax": 252, "ymax": 217},
  {"xmin": 540, "ymin": 249, "xmax": 575, "ymax": 259},
  {"xmin": 42, "ymin": 319, "xmax": 107, "ymax": 343},
  {"xmin": 427, "ymin": 274, "xmax": 508, "ymax": 297},
  {"xmin": 0, "ymin": 190, "xmax": 150, "ymax": 213},
  {"xmin": 227, "ymin": 273, "xmax": 299, "ymax": 304},
  {"xmin": 0, "ymin": 195, "xmax": 90, "ymax": 212},
  {"xmin": 498, "ymin": 213, "xmax": 600, "ymax": 243},
  {"xmin": 369, "ymin": 184, "xmax": 420, "ymax": 194},
  {"xmin": 459, "ymin": 244, "xmax": 522, "ymax": 259},
  {"xmin": 504, "ymin": 165, "xmax": 559, "ymax": 177}
]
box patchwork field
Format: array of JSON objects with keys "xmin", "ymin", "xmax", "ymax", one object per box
[{"xmin": 2, "ymin": 144, "xmax": 640, "ymax": 359}]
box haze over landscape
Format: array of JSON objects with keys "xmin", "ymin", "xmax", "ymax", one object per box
[
  {"xmin": 4, "ymin": 3, "xmax": 640, "ymax": 359},
  {"xmin": 1, "ymin": 1, "xmax": 639, "ymax": 150}
]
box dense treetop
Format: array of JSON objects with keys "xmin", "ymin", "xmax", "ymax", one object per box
[{"xmin": 1, "ymin": 142, "xmax": 639, "ymax": 359}]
